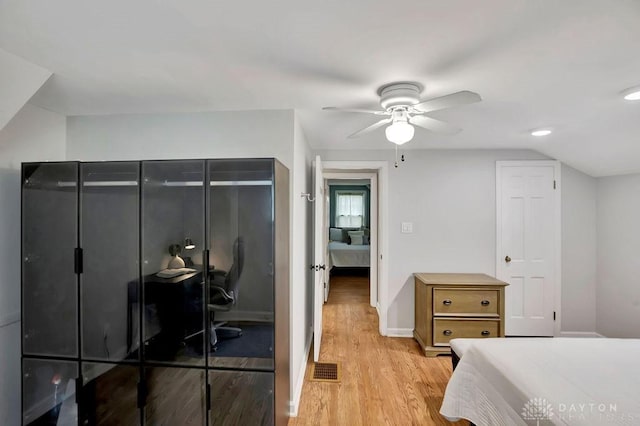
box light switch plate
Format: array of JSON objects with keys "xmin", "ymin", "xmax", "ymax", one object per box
[{"xmin": 401, "ymin": 222, "xmax": 413, "ymax": 233}]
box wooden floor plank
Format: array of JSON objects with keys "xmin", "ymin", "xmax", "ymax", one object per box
[{"xmin": 290, "ymin": 275, "xmax": 466, "ymax": 426}]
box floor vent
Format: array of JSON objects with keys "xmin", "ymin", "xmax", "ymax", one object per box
[{"xmin": 310, "ymin": 362, "xmax": 341, "ymax": 383}]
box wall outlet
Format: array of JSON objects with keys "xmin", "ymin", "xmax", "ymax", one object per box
[{"xmin": 401, "ymin": 222, "xmax": 413, "ymax": 233}]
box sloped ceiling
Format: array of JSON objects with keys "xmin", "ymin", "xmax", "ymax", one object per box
[
  {"xmin": 0, "ymin": 0, "xmax": 639, "ymax": 176},
  {"xmin": 0, "ymin": 49, "xmax": 51, "ymax": 131}
]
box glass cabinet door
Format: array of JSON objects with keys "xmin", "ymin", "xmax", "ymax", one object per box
[
  {"xmin": 144, "ymin": 366, "xmax": 206, "ymax": 425},
  {"xmin": 23, "ymin": 358, "xmax": 78, "ymax": 426},
  {"xmin": 208, "ymin": 370, "xmax": 274, "ymax": 425},
  {"xmin": 141, "ymin": 160, "xmax": 206, "ymax": 365},
  {"xmin": 22, "ymin": 162, "xmax": 79, "ymax": 357},
  {"xmin": 207, "ymin": 160, "xmax": 275, "ymax": 370},
  {"xmin": 80, "ymin": 362, "xmax": 140, "ymax": 426},
  {"xmin": 80, "ymin": 162, "xmax": 140, "ymax": 362}
]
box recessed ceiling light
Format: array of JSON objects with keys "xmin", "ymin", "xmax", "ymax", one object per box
[{"xmin": 531, "ymin": 129, "xmax": 552, "ymax": 137}]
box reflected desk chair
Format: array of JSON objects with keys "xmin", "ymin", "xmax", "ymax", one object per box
[{"xmin": 208, "ymin": 237, "xmax": 244, "ymax": 350}]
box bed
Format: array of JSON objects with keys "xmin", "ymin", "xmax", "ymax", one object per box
[
  {"xmin": 327, "ymin": 227, "xmax": 370, "ymax": 269},
  {"xmin": 440, "ymin": 338, "xmax": 640, "ymax": 425},
  {"xmin": 327, "ymin": 241, "xmax": 370, "ymax": 268}
]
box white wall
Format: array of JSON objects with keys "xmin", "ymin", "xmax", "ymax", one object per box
[
  {"xmin": 289, "ymin": 114, "xmax": 313, "ymax": 415},
  {"xmin": 596, "ymin": 173, "xmax": 640, "ymax": 338},
  {"xmin": 561, "ymin": 164, "xmax": 597, "ymax": 333},
  {"xmin": 315, "ymin": 149, "xmax": 597, "ymax": 335},
  {"xmin": 0, "ymin": 104, "xmax": 66, "ymax": 426},
  {"xmin": 67, "ymin": 110, "xmax": 294, "ymax": 168}
]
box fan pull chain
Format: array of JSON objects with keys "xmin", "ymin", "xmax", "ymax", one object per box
[
  {"xmin": 394, "ymin": 147, "xmax": 406, "ymax": 168},
  {"xmin": 395, "ymin": 145, "xmax": 399, "ymax": 168}
]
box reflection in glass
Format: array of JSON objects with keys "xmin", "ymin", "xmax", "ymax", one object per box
[
  {"xmin": 209, "ymin": 370, "xmax": 274, "ymax": 425},
  {"xmin": 80, "ymin": 363, "xmax": 139, "ymax": 426},
  {"xmin": 142, "ymin": 161, "xmax": 206, "ymax": 365},
  {"xmin": 22, "ymin": 162, "xmax": 78, "ymax": 357},
  {"xmin": 23, "ymin": 359, "xmax": 78, "ymax": 426},
  {"xmin": 207, "ymin": 160, "xmax": 274, "ymax": 369},
  {"xmin": 81, "ymin": 162, "xmax": 140, "ymax": 361},
  {"xmin": 144, "ymin": 366, "xmax": 205, "ymax": 425}
]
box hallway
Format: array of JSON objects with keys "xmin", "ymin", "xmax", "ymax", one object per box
[{"xmin": 291, "ymin": 275, "xmax": 464, "ymax": 425}]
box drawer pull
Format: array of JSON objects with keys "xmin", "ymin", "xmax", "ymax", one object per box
[
  {"xmin": 442, "ymin": 299, "xmax": 452, "ymax": 306},
  {"xmin": 481, "ymin": 330, "xmax": 491, "ymax": 336},
  {"xmin": 443, "ymin": 330, "xmax": 453, "ymax": 336},
  {"xmin": 481, "ymin": 300, "xmax": 490, "ymax": 306}
]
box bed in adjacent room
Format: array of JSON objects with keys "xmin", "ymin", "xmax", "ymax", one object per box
[
  {"xmin": 441, "ymin": 338, "xmax": 640, "ymax": 425},
  {"xmin": 327, "ymin": 227, "xmax": 370, "ymax": 269}
]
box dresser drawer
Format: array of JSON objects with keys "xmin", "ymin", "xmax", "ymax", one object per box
[
  {"xmin": 433, "ymin": 288, "xmax": 499, "ymax": 316},
  {"xmin": 433, "ymin": 318, "xmax": 500, "ymax": 346}
]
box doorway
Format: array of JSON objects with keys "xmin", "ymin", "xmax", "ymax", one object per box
[
  {"xmin": 323, "ymin": 173, "xmax": 377, "ymax": 307},
  {"xmin": 312, "ymin": 158, "xmax": 389, "ymax": 362}
]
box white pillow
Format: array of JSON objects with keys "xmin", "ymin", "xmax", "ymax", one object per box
[
  {"xmin": 348, "ymin": 230, "xmax": 364, "ymax": 245},
  {"xmin": 350, "ymin": 235, "xmax": 364, "ymax": 245}
]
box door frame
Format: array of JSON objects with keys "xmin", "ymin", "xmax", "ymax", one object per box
[
  {"xmin": 495, "ymin": 160, "xmax": 562, "ymax": 337},
  {"xmin": 323, "ymin": 161, "xmax": 389, "ymax": 336},
  {"xmin": 323, "ymin": 171, "xmax": 378, "ymax": 308}
]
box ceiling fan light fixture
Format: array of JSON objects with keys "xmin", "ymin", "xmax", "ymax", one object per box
[
  {"xmin": 385, "ymin": 120, "xmax": 415, "ymax": 145},
  {"xmin": 622, "ymin": 85, "xmax": 640, "ymax": 101},
  {"xmin": 531, "ymin": 128, "xmax": 552, "ymax": 137}
]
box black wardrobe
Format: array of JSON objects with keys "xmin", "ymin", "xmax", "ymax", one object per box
[{"xmin": 21, "ymin": 158, "xmax": 290, "ymax": 426}]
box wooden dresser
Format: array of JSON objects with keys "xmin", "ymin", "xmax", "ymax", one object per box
[{"xmin": 413, "ymin": 273, "xmax": 508, "ymax": 357}]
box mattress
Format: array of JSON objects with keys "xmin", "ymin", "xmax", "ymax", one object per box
[
  {"xmin": 328, "ymin": 241, "xmax": 370, "ymax": 268},
  {"xmin": 440, "ymin": 338, "xmax": 640, "ymax": 425},
  {"xmin": 449, "ymin": 338, "xmax": 484, "ymax": 358}
]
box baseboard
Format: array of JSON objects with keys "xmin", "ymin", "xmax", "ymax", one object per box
[
  {"xmin": 559, "ymin": 331, "xmax": 604, "ymax": 338},
  {"xmin": 386, "ymin": 328, "xmax": 414, "ymax": 338},
  {"xmin": 289, "ymin": 328, "xmax": 313, "ymax": 417},
  {"xmin": 0, "ymin": 311, "xmax": 19, "ymax": 328},
  {"xmin": 214, "ymin": 310, "xmax": 274, "ymax": 323}
]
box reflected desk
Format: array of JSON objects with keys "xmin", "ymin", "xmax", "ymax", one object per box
[{"xmin": 127, "ymin": 270, "xmax": 205, "ymax": 358}]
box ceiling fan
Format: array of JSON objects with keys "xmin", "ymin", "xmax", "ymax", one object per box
[{"xmin": 323, "ymin": 82, "xmax": 481, "ymax": 145}]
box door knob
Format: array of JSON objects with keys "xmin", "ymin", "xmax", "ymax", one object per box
[{"xmin": 505, "ymin": 255, "xmax": 511, "ymax": 263}]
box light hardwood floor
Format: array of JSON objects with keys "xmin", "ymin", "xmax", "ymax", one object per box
[{"xmin": 290, "ymin": 274, "xmax": 466, "ymax": 426}]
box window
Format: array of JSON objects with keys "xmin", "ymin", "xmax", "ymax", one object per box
[{"xmin": 335, "ymin": 191, "xmax": 365, "ymax": 228}]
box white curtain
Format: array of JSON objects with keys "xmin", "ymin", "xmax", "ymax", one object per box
[{"xmin": 336, "ymin": 192, "xmax": 364, "ymax": 228}]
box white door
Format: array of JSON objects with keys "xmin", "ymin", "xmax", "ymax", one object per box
[
  {"xmin": 496, "ymin": 161, "xmax": 559, "ymax": 336},
  {"xmin": 313, "ymin": 155, "xmax": 325, "ymax": 362}
]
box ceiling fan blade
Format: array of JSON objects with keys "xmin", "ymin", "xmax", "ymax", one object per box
[
  {"xmin": 413, "ymin": 91, "xmax": 482, "ymax": 113},
  {"xmin": 323, "ymin": 106, "xmax": 388, "ymax": 115},
  {"xmin": 409, "ymin": 115, "xmax": 461, "ymax": 134},
  {"xmin": 347, "ymin": 118, "xmax": 392, "ymax": 139}
]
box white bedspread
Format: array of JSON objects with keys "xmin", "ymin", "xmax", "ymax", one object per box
[
  {"xmin": 328, "ymin": 241, "xmax": 370, "ymax": 268},
  {"xmin": 441, "ymin": 338, "xmax": 640, "ymax": 425}
]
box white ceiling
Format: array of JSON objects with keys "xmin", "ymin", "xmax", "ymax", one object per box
[{"xmin": 1, "ymin": 0, "xmax": 639, "ymax": 176}]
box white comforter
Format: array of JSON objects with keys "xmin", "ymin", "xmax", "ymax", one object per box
[
  {"xmin": 441, "ymin": 338, "xmax": 640, "ymax": 425},
  {"xmin": 328, "ymin": 241, "xmax": 370, "ymax": 268}
]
